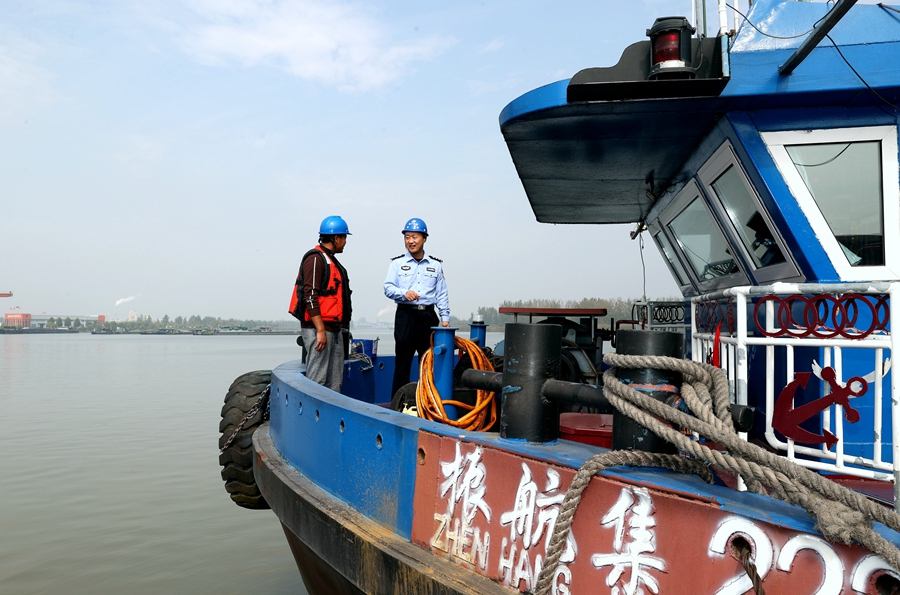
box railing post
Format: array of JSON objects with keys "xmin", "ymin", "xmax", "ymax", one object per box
[
  {"xmin": 891, "ymin": 284, "xmax": 900, "ymax": 511},
  {"xmin": 735, "ymin": 291, "xmax": 748, "ymax": 407},
  {"xmin": 469, "ymin": 317, "xmax": 487, "ymax": 348}
]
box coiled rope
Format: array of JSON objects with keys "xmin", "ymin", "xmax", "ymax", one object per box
[
  {"xmin": 534, "ymin": 353, "xmax": 900, "ymax": 595},
  {"xmin": 416, "ymin": 336, "xmax": 498, "ymax": 431}
]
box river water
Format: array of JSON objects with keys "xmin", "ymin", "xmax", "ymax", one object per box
[{"xmin": 0, "ymin": 329, "xmax": 501, "ymax": 594}]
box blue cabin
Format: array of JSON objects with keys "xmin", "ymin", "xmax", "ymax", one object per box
[{"xmin": 500, "ymin": 0, "xmax": 900, "ymax": 497}]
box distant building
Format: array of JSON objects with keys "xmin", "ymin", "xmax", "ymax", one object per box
[
  {"xmin": 4, "ymin": 313, "xmax": 31, "ymax": 328},
  {"xmin": 2, "ymin": 313, "xmax": 106, "ymax": 328}
]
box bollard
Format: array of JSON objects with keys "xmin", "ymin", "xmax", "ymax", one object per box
[
  {"xmin": 501, "ymin": 323, "xmax": 562, "ymax": 442},
  {"xmin": 469, "ymin": 317, "xmax": 487, "ymax": 348},
  {"xmin": 432, "ymin": 326, "xmax": 458, "ymax": 420},
  {"xmin": 612, "ymin": 329, "xmax": 683, "ymax": 453}
]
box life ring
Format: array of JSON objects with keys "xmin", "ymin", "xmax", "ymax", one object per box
[{"xmin": 218, "ymin": 370, "xmax": 271, "ymax": 510}]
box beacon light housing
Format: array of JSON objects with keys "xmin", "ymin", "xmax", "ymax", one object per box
[{"xmin": 647, "ymin": 16, "xmax": 696, "ymax": 80}]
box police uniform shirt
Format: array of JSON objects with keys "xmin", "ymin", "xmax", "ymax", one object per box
[{"xmin": 383, "ymin": 253, "xmax": 450, "ymax": 322}]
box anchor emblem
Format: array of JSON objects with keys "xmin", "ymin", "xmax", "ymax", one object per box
[{"xmin": 772, "ymin": 365, "xmax": 868, "ymax": 449}]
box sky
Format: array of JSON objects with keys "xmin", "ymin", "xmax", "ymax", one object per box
[{"xmin": 1, "ymin": 0, "xmax": 718, "ymax": 323}]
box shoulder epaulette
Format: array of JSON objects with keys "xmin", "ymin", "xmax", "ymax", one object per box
[
  {"xmin": 428, "ymin": 255, "xmax": 442, "ymax": 263},
  {"xmin": 391, "ymin": 254, "xmax": 404, "ymax": 261}
]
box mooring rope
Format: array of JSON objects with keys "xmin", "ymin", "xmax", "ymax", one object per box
[
  {"xmin": 533, "ymin": 451, "xmax": 713, "ymax": 595},
  {"xmin": 733, "ymin": 538, "xmax": 767, "ymax": 595},
  {"xmin": 533, "ymin": 353, "xmax": 900, "ymax": 595}
]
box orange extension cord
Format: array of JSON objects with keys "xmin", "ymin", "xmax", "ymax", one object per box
[{"xmin": 415, "ymin": 336, "xmax": 498, "ymax": 431}]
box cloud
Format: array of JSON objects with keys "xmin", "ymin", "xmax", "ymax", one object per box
[
  {"xmin": 479, "ymin": 38, "xmax": 504, "ymax": 54},
  {"xmin": 0, "ymin": 34, "xmax": 56, "ymax": 120},
  {"xmin": 176, "ymin": 0, "xmax": 455, "ymax": 91}
]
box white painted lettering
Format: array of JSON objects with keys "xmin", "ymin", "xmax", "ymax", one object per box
[
  {"xmin": 592, "ymin": 486, "xmax": 666, "ymax": 595},
  {"xmin": 431, "ymin": 513, "xmax": 449, "ymax": 552},
  {"xmin": 499, "ymin": 537, "xmax": 516, "ymax": 584},
  {"xmin": 514, "ymin": 545, "xmax": 534, "ymax": 590}
]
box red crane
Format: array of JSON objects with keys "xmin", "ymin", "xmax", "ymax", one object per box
[{"xmin": 0, "ymin": 291, "xmax": 11, "ymax": 298}]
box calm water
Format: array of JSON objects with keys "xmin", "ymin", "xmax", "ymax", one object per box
[
  {"xmin": 0, "ymin": 329, "xmax": 501, "ymax": 594},
  {"xmin": 0, "ymin": 333, "xmax": 322, "ymax": 595}
]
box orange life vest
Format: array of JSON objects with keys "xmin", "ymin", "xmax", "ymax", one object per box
[{"xmin": 288, "ymin": 246, "xmax": 346, "ymax": 323}]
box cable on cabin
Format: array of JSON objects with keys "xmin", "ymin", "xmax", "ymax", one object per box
[{"xmin": 415, "ymin": 335, "xmax": 498, "ymax": 431}]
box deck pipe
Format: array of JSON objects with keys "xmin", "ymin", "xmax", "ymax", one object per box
[
  {"xmin": 469, "ymin": 317, "xmax": 487, "ymax": 348},
  {"xmin": 431, "ymin": 326, "xmax": 458, "ymax": 420},
  {"xmin": 460, "ymin": 369, "xmax": 754, "ymax": 433},
  {"xmin": 500, "ymin": 323, "xmax": 562, "ymax": 442},
  {"xmin": 613, "ymin": 330, "xmax": 682, "ymax": 453}
]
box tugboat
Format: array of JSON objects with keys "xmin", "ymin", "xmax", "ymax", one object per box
[{"xmin": 220, "ymin": 1, "xmax": 900, "ymax": 592}]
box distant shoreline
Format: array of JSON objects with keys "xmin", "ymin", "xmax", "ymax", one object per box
[{"xmin": 0, "ymin": 328, "xmax": 300, "ymax": 336}]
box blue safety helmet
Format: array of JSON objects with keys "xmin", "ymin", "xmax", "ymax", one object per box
[
  {"xmin": 401, "ymin": 217, "xmax": 428, "ymax": 236},
  {"xmin": 319, "ymin": 215, "xmax": 351, "ymax": 235}
]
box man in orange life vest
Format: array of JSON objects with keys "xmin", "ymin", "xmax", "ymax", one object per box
[{"xmin": 289, "ymin": 216, "xmax": 352, "ymax": 391}]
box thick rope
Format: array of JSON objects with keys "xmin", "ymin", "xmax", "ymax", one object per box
[
  {"xmin": 533, "ymin": 451, "xmax": 711, "ymax": 595},
  {"xmin": 733, "ymin": 538, "xmax": 766, "ymax": 595},
  {"xmin": 534, "ymin": 354, "xmax": 900, "ymax": 595}
]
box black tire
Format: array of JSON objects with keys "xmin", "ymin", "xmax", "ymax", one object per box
[
  {"xmin": 390, "ymin": 382, "xmax": 418, "ymax": 413},
  {"xmin": 219, "ymin": 370, "xmax": 271, "ymax": 510}
]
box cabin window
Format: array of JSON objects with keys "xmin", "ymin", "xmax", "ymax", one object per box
[
  {"xmin": 655, "ymin": 231, "xmax": 690, "ymax": 286},
  {"xmin": 669, "ymin": 197, "xmax": 738, "ymax": 281},
  {"xmin": 763, "ymin": 126, "xmax": 900, "ymax": 281},
  {"xmin": 785, "ymin": 141, "xmax": 883, "ymax": 266},
  {"xmin": 698, "ymin": 141, "xmax": 799, "ymax": 285},
  {"xmin": 657, "ymin": 179, "xmax": 749, "ymax": 292},
  {"xmin": 711, "ymin": 165, "xmax": 786, "ymax": 268}
]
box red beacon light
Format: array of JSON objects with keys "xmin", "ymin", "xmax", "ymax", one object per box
[{"xmin": 647, "ymin": 16, "xmax": 696, "ymax": 80}]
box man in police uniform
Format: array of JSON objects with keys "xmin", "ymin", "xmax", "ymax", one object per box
[
  {"xmin": 384, "ymin": 218, "xmax": 450, "ymax": 399},
  {"xmin": 289, "ymin": 215, "xmax": 352, "ymax": 392}
]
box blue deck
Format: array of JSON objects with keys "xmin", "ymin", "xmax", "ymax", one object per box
[{"xmin": 267, "ymin": 355, "xmax": 900, "ymax": 545}]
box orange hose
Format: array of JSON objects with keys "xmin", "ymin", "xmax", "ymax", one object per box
[{"xmin": 415, "ymin": 335, "xmax": 498, "ymax": 431}]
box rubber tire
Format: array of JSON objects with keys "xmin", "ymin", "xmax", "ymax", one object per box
[
  {"xmin": 219, "ymin": 370, "xmax": 271, "ymax": 510},
  {"xmin": 390, "ymin": 382, "xmax": 418, "ymax": 413}
]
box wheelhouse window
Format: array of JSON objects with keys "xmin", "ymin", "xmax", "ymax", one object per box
[
  {"xmin": 763, "ymin": 126, "xmax": 900, "ymax": 281},
  {"xmin": 655, "ymin": 179, "xmax": 750, "ymax": 294},
  {"xmin": 711, "ymin": 165, "xmax": 786, "ymax": 267},
  {"xmin": 654, "ymin": 229, "xmax": 690, "ymax": 287},
  {"xmin": 669, "ymin": 197, "xmax": 739, "ymax": 281},
  {"xmin": 785, "ymin": 141, "xmax": 883, "ymax": 266},
  {"xmin": 698, "ymin": 142, "xmax": 799, "ymax": 285}
]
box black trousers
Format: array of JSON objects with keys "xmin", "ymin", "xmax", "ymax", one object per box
[{"xmin": 392, "ymin": 305, "xmax": 439, "ymax": 398}]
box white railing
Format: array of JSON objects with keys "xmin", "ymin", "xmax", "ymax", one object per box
[{"xmin": 690, "ymin": 283, "xmax": 900, "ymax": 505}]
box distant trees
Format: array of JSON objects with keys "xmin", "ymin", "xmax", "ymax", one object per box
[{"xmin": 454, "ymin": 297, "xmax": 682, "ymax": 330}]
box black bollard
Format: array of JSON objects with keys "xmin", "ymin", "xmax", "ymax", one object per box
[
  {"xmin": 501, "ymin": 323, "xmax": 562, "ymax": 442},
  {"xmin": 612, "ymin": 330, "xmax": 683, "ymax": 453}
]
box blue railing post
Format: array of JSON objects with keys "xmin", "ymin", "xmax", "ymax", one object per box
[
  {"xmin": 432, "ymin": 326, "xmax": 458, "ymax": 420},
  {"xmin": 469, "ymin": 316, "xmax": 487, "ymax": 348}
]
